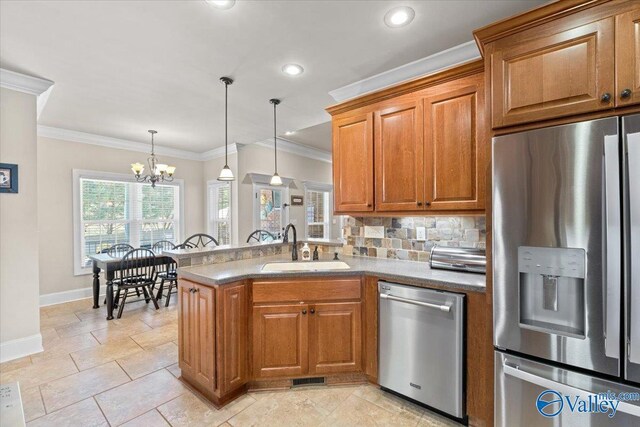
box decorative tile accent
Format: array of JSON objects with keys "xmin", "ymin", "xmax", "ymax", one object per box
[{"xmin": 343, "ymin": 216, "xmax": 485, "ymax": 263}]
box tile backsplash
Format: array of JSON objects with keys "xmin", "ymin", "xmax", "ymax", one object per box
[{"xmin": 343, "ymin": 216, "xmax": 486, "ymax": 262}]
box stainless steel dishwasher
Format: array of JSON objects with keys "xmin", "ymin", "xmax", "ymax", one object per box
[{"xmin": 378, "ymin": 281, "xmax": 465, "ymax": 420}]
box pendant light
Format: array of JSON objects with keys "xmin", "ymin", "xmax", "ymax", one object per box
[
  {"xmin": 217, "ymin": 77, "xmax": 235, "ymax": 181},
  {"xmin": 131, "ymin": 130, "xmax": 176, "ymax": 188},
  {"xmin": 269, "ymin": 98, "xmax": 283, "ymax": 186}
]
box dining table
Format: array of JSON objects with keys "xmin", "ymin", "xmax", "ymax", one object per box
[{"xmin": 88, "ymin": 252, "xmax": 173, "ymax": 320}]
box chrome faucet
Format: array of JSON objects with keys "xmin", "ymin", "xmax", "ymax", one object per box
[{"xmin": 282, "ymin": 223, "xmax": 298, "ymax": 261}]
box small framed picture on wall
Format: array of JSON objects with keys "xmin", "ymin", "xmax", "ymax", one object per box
[{"xmin": 0, "ymin": 163, "xmax": 18, "ymax": 194}]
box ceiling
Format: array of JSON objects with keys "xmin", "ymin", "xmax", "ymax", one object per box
[{"xmin": 0, "ymin": 0, "xmax": 545, "ymax": 153}]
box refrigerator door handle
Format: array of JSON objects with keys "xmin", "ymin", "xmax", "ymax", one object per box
[
  {"xmin": 604, "ymin": 134, "xmax": 621, "ymax": 360},
  {"xmin": 503, "ymin": 360, "xmax": 640, "ymax": 417},
  {"xmin": 627, "ymin": 131, "xmax": 640, "ymax": 364}
]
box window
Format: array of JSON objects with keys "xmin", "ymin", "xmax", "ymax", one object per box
[
  {"xmin": 253, "ymin": 184, "xmax": 288, "ymax": 237},
  {"xmin": 207, "ymin": 181, "xmax": 232, "ymax": 246},
  {"xmin": 73, "ymin": 170, "xmax": 183, "ymax": 274},
  {"xmin": 304, "ymin": 183, "xmax": 332, "ymax": 240}
]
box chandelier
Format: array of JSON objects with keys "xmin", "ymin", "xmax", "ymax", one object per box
[{"xmin": 131, "ymin": 130, "xmax": 176, "ymax": 188}]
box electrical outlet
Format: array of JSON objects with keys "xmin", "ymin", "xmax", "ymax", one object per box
[
  {"xmin": 364, "ymin": 226, "xmax": 385, "ymax": 238},
  {"xmin": 416, "ymin": 226, "xmax": 426, "ymax": 241}
]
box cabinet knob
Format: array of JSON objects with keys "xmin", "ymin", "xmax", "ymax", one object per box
[
  {"xmin": 366, "ymin": 203, "xmax": 372, "ymax": 208},
  {"xmin": 621, "ymin": 89, "xmax": 632, "ymax": 99},
  {"xmin": 302, "ymin": 309, "xmax": 307, "ymax": 315},
  {"xmin": 310, "ymin": 308, "xmax": 315, "ymax": 314},
  {"xmin": 425, "ymin": 201, "xmax": 431, "ymax": 206},
  {"xmin": 417, "ymin": 201, "xmax": 423, "ymax": 206},
  {"xmin": 189, "ymin": 288, "xmax": 194, "ymax": 293},
  {"xmin": 601, "ymin": 92, "xmax": 612, "ymax": 103}
]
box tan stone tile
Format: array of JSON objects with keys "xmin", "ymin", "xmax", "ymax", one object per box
[
  {"xmin": 318, "ymin": 394, "xmax": 421, "ymax": 427},
  {"xmin": 0, "ymin": 355, "xmax": 33, "ymax": 374},
  {"xmin": 417, "ymin": 411, "xmax": 461, "ymax": 427},
  {"xmin": 166, "ymin": 363, "xmax": 181, "ymax": 378},
  {"xmin": 90, "ymin": 320, "xmax": 152, "ymax": 344},
  {"xmin": 139, "ymin": 309, "xmax": 177, "ymax": 328},
  {"xmin": 296, "ymin": 385, "xmax": 360, "ymax": 412},
  {"xmin": 40, "ymin": 313, "xmax": 80, "ymax": 330},
  {"xmin": 55, "ymin": 316, "xmax": 110, "ymax": 338},
  {"xmin": 117, "ymin": 342, "xmax": 178, "ymax": 379},
  {"xmin": 40, "ymin": 327, "xmax": 59, "ymax": 344},
  {"xmin": 26, "ymin": 398, "xmax": 108, "ymax": 427},
  {"xmin": 158, "ymin": 390, "xmax": 255, "ymax": 427},
  {"xmin": 31, "ymin": 333, "xmax": 100, "ymax": 362},
  {"xmin": 75, "ymin": 307, "xmax": 109, "ymax": 322},
  {"xmin": 0, "ymin": 355, "xmax": 78, "ymax": 389},
  {"xmin": 41, "ymin": 299, "xmax": 91, "ymax": 318},
  {"xmin": 353, "ymin": 384, "xmax": 425, "ymax": 417},
  {"xmin": 120, "ymin": 409, "xmax": 170, "ymax": 427},
  {"xmin": 228, "ymin": 389, "xmax": 329, "ymax": 426},
  {"xmin": 130, "ymin": 323, "xmax": 178, "ymax": 349},
  {"xmin": 40, "ymin": 361, "xmax": 130, "ymax": 413},
  {"xmin": 20, "ymin": 386, "xmax": 45, "ymax": 422},
  {"xmin": 95, "ymin": 369, "xmax": 186, "ymax": 425},
  {"xmin": 70, "ymin": 337, "xmax": 143, "ymax": 371}
]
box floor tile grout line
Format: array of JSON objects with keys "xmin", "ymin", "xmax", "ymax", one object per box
[{"xmin": 92, "ymin": 395, "xmax": 114, "ymax": 427}]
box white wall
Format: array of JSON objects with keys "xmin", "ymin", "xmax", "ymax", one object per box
[
  {"xmin": 37, "ymin": 136, "xmax": 206, "ymax": 297},
  {"xmin": 236, "ymin": 144, "xmax": 335, "ymax": 242},
  {"xmin": 0, "ymin": 87, "xmax": 42, "ymax": 360}
]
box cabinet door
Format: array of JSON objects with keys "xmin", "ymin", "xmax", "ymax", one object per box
[
  {"xmin": 177, "ymin": 281, "xmax": 195, "ymax": 378},
  {"xmin": 252, "ymin": 304, "xmax": 308, "ymax": 378},
  {"xmin": 374, "ymin": 101, "xmax": 425, "ymax": 211},
  {"xmin": 308, "ymin": 302, "xmax": 362, "ymax": 375},
  {"xmin": 332, "ymin": 113, "xmax": 374, "ymax": 213},
  {"xmin": 194, "ymin": 284, "xmax": 215, "ymax": 390},
  {"xmin": 616, "ymin": 9, "xmax": 640, "ymax": 106},
  {"xmin": 218, "ymin": 282, "xmax": 248, "ymax": 394},
  {"xmin": 491, "ymin": 17, "xmax": 615, "ymax": 127},
  {"xmin": 422, "ymin": 74, "xmax": 486, "ymax": 211}
]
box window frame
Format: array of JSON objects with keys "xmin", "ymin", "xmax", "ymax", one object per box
[
  {"xmin": 252, "ymin": 183, "xmax": 289, "ymax": 238},
  {"xmin": 72, "ymin": 169, "xmax": 184, "ymax": 276},
  {"xmin": 207, "ymin": 180, "xmax": 232, "ymax": 246},
  {"xmin": 303, "ymin": 182, "xmax": 333, "ymax": 240}
]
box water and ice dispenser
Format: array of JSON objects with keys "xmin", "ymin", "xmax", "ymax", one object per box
[{"xmin": 518, "ymin": 247, "xmax": 587, "ymax": 339}]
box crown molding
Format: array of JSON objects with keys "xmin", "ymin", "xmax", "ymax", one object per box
[
  {"xmin": 328, "ymin": 41, "xmax": 480, "ymax": 103},
  {"xmin": 253, "ymin": 137, "xmax": 332, "ymax": 164},
  {"xmin": 0, "ymin": 68, "xmax": 54, "ymax": 96},
  {"xmin": 37, "ymin": 125, "xmax": 204, "ymax": 161},
  {"xmin": 201, "ymin": 143, "xmax": 239, "ymax": 161}
]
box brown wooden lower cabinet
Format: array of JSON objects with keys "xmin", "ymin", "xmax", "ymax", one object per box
[{"xmin": 178, "ymin": 275, "xmax": 492, "ymax": 426}]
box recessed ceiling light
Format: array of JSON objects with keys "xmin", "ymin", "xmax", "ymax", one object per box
[
  {"xmin": 205, "ymin": 0, "xmax": 235, "ymax": 10},
  {"xmin": 282, "ymin": 64, "xmax": 304, "ymax": 76},
  {"xmin": 384, "ymin": 6, "xmax": 415, "ymax": 28}
]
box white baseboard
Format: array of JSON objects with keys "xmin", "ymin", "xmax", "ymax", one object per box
[
  {"xmin": 40, "ymin": 285, "xmax": 106, "ymax": 307},
  {"xmin": 0, "ymin": 333, "xmax": 43, "ymax": 363}
]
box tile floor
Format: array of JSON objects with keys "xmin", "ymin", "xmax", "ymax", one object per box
[{"xmin": 0, "ymin": 296, "xmax": 460, "ymax": 426}]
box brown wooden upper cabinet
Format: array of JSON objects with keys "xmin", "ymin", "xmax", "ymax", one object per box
[
  {"xmin": 616, "ymin": 8, "xmax": 640, "ymax": 107},
  {"xmin": 329, "ymin": 62, "xmax": 487, "ymax": 215},
  {"xmin": 332, "ymin": 113, "xmax": 374, "ymax": 213},
  {"xmin": 481, "ymin": 2, "xmax": 640, "ymax": 129},
  {"xmin": 374, "ymin": 101, "xmax": 424, "ymax": 211}
]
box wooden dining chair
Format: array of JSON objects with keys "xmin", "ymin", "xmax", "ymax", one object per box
[
  {"xmin": 246, "ymin": 229, "xmax": 277, "ymax": 243},
  {"xmin": 183, "ymin": 233, "xmax": 219, "ymax": 248},
  {"xmin": 102, "ymin": 243, "xmax": 135, "ymax": 304},
  {"xmin": 115, "ymin": 248, "xmax": 159, "ymax": 318},
  {"xmin": 151, "ymin": 240, "xmax": 179, "ymax": 307}
]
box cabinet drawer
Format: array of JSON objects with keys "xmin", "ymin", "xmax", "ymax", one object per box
[{"xmin": 252, "ymin": 278, "xmax": 361, "ymax": 304}]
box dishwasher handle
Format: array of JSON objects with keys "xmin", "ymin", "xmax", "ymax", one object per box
[{"xmin": 380, "ymin": 293, "xmax": 451, "ymax": 313}]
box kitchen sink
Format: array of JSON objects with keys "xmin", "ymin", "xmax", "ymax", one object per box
[{"xmin": 261, "ymin": 261, "xmax": 351, "ymax": 272}]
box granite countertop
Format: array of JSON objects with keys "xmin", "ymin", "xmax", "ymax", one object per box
[
  {"xmin": 165, "ymin": 239, "xmax": 343, "ymax": 259},
  {"xmin": 177, "ymin": 253, "xmax": 486, "ymax": 293}
]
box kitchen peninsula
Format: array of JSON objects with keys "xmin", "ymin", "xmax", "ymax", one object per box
[{"xmin": 172, "ymin": 250, "xmax": 491, "ymax": 425}]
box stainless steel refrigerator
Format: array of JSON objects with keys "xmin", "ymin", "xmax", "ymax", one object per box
[{"xmin": 492, "ymin": 115, "xmax": 640, "ymax": 425}]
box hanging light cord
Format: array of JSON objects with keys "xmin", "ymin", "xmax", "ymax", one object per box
[
  {"xmin": 273, "ymin": 101, "xmax": 277, "ymax": 173},
  {"xmin": 224, "ymin": 80, "xmax": 228, "ymax": 166}
]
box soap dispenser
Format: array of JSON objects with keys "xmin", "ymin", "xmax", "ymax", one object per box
[{"xmin": 301, "ymin": 243, "xmax": 311, "ymax": 261}]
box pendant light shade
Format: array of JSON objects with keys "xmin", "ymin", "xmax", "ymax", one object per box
[
  {"xmin": 269, "ymin": 98, "xmax": 282, "ymax": 186},
  {"xmin": 217, "ymin": 77, "xmax": 235, "ymax": 181}
]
